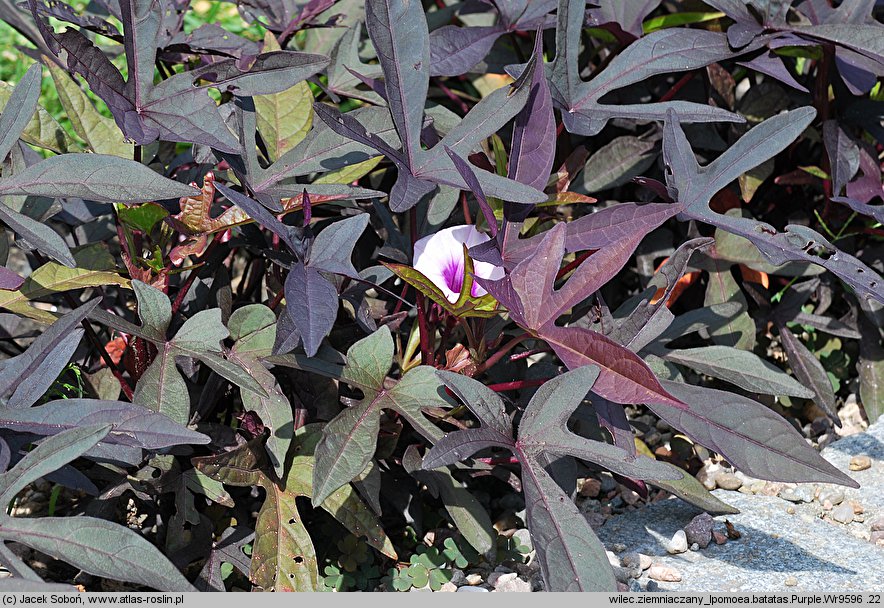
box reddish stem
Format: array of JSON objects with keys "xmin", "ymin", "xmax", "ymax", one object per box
[
  {"xmin": 268, "ymin": 289, "xmax": 285, "ymax": 311},
  {"xmin": 556, "ymin": 250, "xmax": 593, "ymax": 280},
  {"xmin": 486, "ymin": 378, "xmax": 550, "ymax": 392},
  {"xmin": 391, "ymin": 282, "xmax": 410, "ymax": 316},
  {"xmin": 436, "ymin": 79, "xmax": 470, "ymax": 114},
  {"xmin": 659, "ymin": 72, "xmax": 696, "ymax": 103},
  {"xmin": 509, "ymin": 347, "xmax": 553, "ymax": 362},
  {"xmin": 474, "ymin": 332, "xmax": 530, "ymax": 374},
  {"xmin": 476, "ymin": 456, "xmax": 520, "ymax": 465},
  {"xmin": 461, "ymin": 191, "xmax": 473, "ymax": 224}
]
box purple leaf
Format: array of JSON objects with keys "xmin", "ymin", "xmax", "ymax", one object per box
[
  {"xmin": 543, "ymin": 325, "xmax": 683, "ymax": 407},
  {"xmin": 0, "ymin": 298, "xmax": 98, "ymax": 401},
  {"xmin": 0, "ymin": 153, "xmax": 200, "ymax": 203},
  {"xmin": 428, "ymin": 24, "xmax": 504, "ymax": 77},
  {"xmin": 835, "ymin": 47, "xmax": 882, "ymax": 95},
  {"xmin": 738, "ymin": 52, "xmax": 809, "ymax": 93},
  {"xmin": 365, "ymin": 0, "xmax": 429, "ymax": 167},
  {"xmin": 215, "ymin": 182, "xmax": 299, "ymax": 251},
  {"xmin": 481, "ymin": 223, "xmax": 641, "ymax": 329},
  {"xmin": 0, "ymin": 62, "xmax": 41, "ymax": 163},
  {"xmin": 520, "ymin": 458, "xmax": 615, "ymax": 591},
  {"xmin": 436, "ymin": 369, "xmax": 512, "ymax": 436},
  {"xmin": 0, "ymin": 516, "xmax": 196, "ymax": 591},
  {"xmin": 166, "ymin": 23, "xmax": 260, "ymax": 58},
  {"xmin": 508, "ymin": 30, "xmax": 556, "ymax": 193},
  {"xmin": 497, "ymin": 202, "xmax": 680, "ymax": 269},
  {"xmin": 420, "ymin": 428, "xmax": 512, "ymax": 470},
  {"xmin": 443, "ymin": 147, "xmax": 498, "ymax": 237},
  {"xmin": 542, "ymin": 1, "xmax": 748, "ymax": 136},
  {"xmin": 0, "ymin": 399, "xmax": 210, "ymax": 449},
  {"xmin": 592, "ymin": 396, "xmax": 637, "ymax": 455},
  {"xmin": 185, "ymin": 50, "xmax": 329, "ymax": 96},
  {"xmin": 664, "ymin": 107, "xmax": 884, "ymax": 304},
  {"xmin": 424, "ymin": 368, "xmax": 678, "ymax": 592},
  {"xmin": 0, "ymin": 267, "xmax": 24, "ymax": 291},
  {"xmin": 0, "ymin": 424, "xmax": 109, "ymax": 505},
  {"xmin": 588, "ymin": 0, "xmax": 662, "ymax": 39},
  {"xmin": 648, "ymin": 380, "xmax": 858, "ymax": 488},
  {"xmin": 609, "ymin": 237, "xmax": 713, "ymax": 350},
  {"xmin": 309, "ymin": 213, "xmax": 370, "ymax": 279},
  {"xmin": 478, "ymin": 223, "xmax": 684, "ymax": 407},
  {"xmin": 283, "ymin": 262, "xmax": 339, "ymax": 357},
  {"xmin": 778, "ymin": 324, "xmax": 840, "ymax": 425},
  {"xmin": 823, "ymin": 120, "xmax": 860, "ymax": 196},
  {"xmin": 7, "ymin": 328, "xmax": 83, "ymax": 409},
  {"xmin": 495, "ymin": 0, "xmax": 557, "ymax": 28}
]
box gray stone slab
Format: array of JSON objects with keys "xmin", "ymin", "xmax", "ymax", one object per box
[{"xmin": 595, "ymin": 417, "xmax": 884, "ymax": 592}]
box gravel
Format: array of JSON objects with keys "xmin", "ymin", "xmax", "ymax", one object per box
[{"xmin": 595, "ymin": 416, "xmax": 884, "ymax": 592}]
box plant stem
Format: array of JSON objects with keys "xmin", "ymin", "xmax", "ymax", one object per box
[
  {"xmin": 659, "ymin": 71, "xmax": 696, "ymax": 102},
  {"xmin": 509, "ymin": 346, "xmax": 552, "ymax": 362},
  {"xmin": 410, "ymin": 208, "xmax": 432, "ymax": 365},
  {"xmin": 476, "ymin": 456, "xmax": 520, "ymax": 465},
  {"xmin": 486, "ymin": 378, "xmax": 550, "ymax": 392},
  {"xmin": 474, "ymin": 332, "xmax": 530, "ymax": 374},
  {"xmin": 556, "ymin": 250, "xmax": 593, "ymax": 280},
  {"xmin": 460, "ymin": 191, "xmax": 472, "ymax": 224}
]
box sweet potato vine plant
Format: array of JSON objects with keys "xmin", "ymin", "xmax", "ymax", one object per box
[{"xmin": 0, "ymin": 0, "xmax": 881, "ymax": 593}]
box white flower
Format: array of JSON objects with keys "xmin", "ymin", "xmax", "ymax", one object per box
[{"xmin": 413, "ymin": 225, "xmax": 504, "ymax": 303}]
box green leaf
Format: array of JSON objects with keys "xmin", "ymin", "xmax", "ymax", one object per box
[
  {"xmin": 133, "ymin": 350, "xmax": 190, "ymax": 425},
  {"xmin": 313, "ymin": 326, "xmax": 451, "ymax": 505},
  {"xmin": 0, "ymin": 424, "xmax": 110, "ymax": 505},
  {"xmin": 384, "ymin": 259, "xmax": 499, "ymax": 319},
  {"xmin": 183, "ymin": 468, "xmax": 234, "ymax": 507},
  {"xmin": 118, "ymin": 202, "xmax": 169, "ymax": 233},
  {"xmin": 250, "ymin": 425, "xmax": 394, "ymax": 591},
  {"xmin": 643, "ymin": 11, "xmax": 726, "ymax": 33},
  {"xmin": 313, "ymin": 156, "xmax": 383, "ymax": 185},
  {"xmin": 0, "ymin": 247, "xmax": 128, "ymax": 320},
  {"xmin": 703, "ymin": 252, "xmax": 756, "ymax": 350},
  {"xmin": 403, "ymin": 447, "xmax": 494, "ymax": 553},
  {"xmin": 284, "ymin": 426, "xmax": 396, "ymax": 560},
  {"xmin": 132, "ymin": 280, "xmax": 172, "ymax": 340},
  {"xmin": 0, "ymin": 153, "xmax": 200, "ymax": 203},
  {"xmin": 579, "ymin": 135, "xmax": 658, "ymax": 194},
  {"xmin": 251, "ymin": 480, "xmax": 320, "ymax": 591},
  {"xmin": 256, "ymin": 82, "xmax": 313, "ymax": 163},
  {"xmin": 45, "ymin": 58, "xmax": 132, "ymax": 157},
  {"xmin": 0, "ymin": 81, "xmax": 73, "ymax": 154},
  {"xmin": 662, "ymin": 345, "xmax": 814, "ymax": 397},
  {"xmin": 858, "ymin": 318, "xmax": 884, "ymax": 423},
  {"xmin": 229, "ymin": 305, "xmax": 293, "ymax": 478},
  {"xmin": 0, "ymin": 516, "xmax": 195, "ymax": 591},
  {"xmin": 193, "ymin": 438, "xmax": 267, "ymax": 488},
  {"xmin": 648, "ymin": 461, "xmax": 739, "ymax": 515}
]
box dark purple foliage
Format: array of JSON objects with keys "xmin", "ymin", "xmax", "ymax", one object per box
[{"xmin": 0, "ymin": 0, "xmax": 880, "ymax": 594}]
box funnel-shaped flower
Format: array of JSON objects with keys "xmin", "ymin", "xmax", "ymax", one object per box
[{"xmin": 413, "ymin": 226, "xmax": 504, "ymax": 303}]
